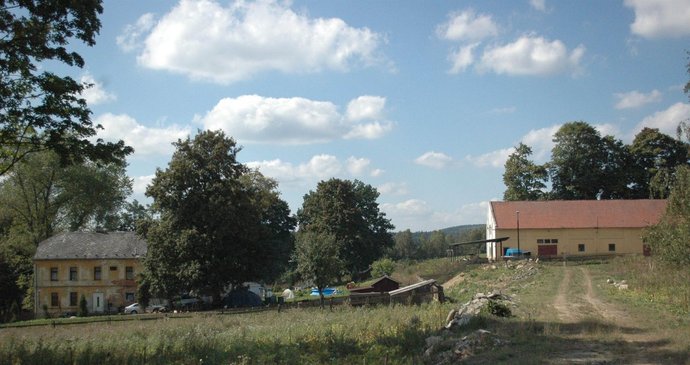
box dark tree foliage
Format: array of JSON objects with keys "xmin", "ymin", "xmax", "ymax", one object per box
[
  {"xmin": 502, "ymin": 143, "xmax": 548, "ymax": 201},
  {"xmin": 0, "ymin": 253, "xmax": 21, "ymax": 322},
  {"xmin": 630, "ymin": 128, "xmax": 689, "ymax": 198},
  {"xmin": 294, "ymin": 230, "xmax": 342, "ymax": 308},
  {"xmin": 297, "ymin": 178, "xmax": 394, "ymax": 278},
  {"xmin": 549, "ymin": 122, "xmax": 633, "ymax": 200},
  {"xmin": 0, "ymin": 0, "xmax": 132, "ymax": 176},
  {"xmin": 140, "ymin": 130, "xmax": 294, "ymax": 303},
  {"xmin": 114, "ymin": 200, "xmax": 151, "ymax": 232},
  {"xmin": 389, "ymin": 229, "xmax": 417, "ymax": 260}
]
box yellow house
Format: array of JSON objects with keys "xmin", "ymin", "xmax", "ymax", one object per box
[
  {"xmin": 33, "ymin": 231, "xmax": 147, "ymax": 316},
  {"xmin": 486, "ymin": 200, "xmax": 667, "ymax": 261}
]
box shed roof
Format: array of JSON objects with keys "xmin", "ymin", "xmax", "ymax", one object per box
[
  {"xmin": 490, "ymin": 200, "xmax": 667, "ymax": 230},
  {"xmin": 34, "ymin": 232, "xmax": 147, "ymax": 260},
  {"xmin": 389, "ymin": 279, "xmax": 437, "ymax": 296}
]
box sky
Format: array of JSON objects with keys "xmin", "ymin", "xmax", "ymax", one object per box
[{"xmin": 68, "ymin": 0, "xmax": 690, "ymax": 231}]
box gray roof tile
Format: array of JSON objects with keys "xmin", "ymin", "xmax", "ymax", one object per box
[{"xmin": 34, "ymin": 232, "xmax": 147, "ymax": 260}]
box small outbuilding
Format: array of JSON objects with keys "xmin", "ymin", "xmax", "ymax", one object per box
[
  {"xmin": 389, "ymin": 279, "xmax": 444, "ymax": 305},
  {"xmin": 348, "ymin": 275, "xmax": 400, "ymax": 294}
]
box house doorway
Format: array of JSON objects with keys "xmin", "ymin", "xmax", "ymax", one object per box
[{"xmin": 93, "ymin": 292, "xmax": 104, "ymax": 313}]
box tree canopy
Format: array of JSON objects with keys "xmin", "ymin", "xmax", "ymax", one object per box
[
  {"xmin": 502, "ymin": 143, "xmax": 548, "ymax": 201},
  {"xmin": 297, "ymin": 178, "xmax": 394, "ymax": 278},
  {"xmin": 140, "ymin": 130, "xmax": 294, "ymax": 303},
  {"xmin": 0, "ymin": 0, "xmax": 131, "ymax": 176}
]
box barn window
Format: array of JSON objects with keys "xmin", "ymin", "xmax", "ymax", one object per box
[
  {"xmin": 50, "ymin": 267, "xmax": 58, "ymax": 281},
  {"xmin": 537, "ymin": 239, "xmax": 544, "ymax": 244},
  {"xmin": 552, "ymin": 239, "xmax": 559, "ymax": 243},
  {"xmin": 94, "ymin": 266, "xmax": 102, "ymax": 280},
  {"xmin": 125, "ymin": 266, "xmax": 134, "ymax": 280},
  {"xmin": 578, "ymin": 244, "xmax": 585, "ymax": 252},
  {"xmin": 51, "ymin": 293, "xmax": 59, "ymax": 307},
  {"xmin": 608, "ymin": 243, "xmax": 616, "ymax": 252},
  {"xmin": 69, "ymin": 292, "xmax": 78, "ymax": 306},
  {"xmin": 110, "ymin": 266, "xmax": 117, "ymax": 271},
  {"xmin": 544, "ymin": 239, "xmax": 551, "ymax": 244}
]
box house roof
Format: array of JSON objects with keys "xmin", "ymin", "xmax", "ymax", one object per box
[
  {"xmin": 490, "ymin": 200, "xmax": 667, "ymax": 230},
  {"xmin": 34, "ymin": 232, "xmax": 147, "ymax": 260}
]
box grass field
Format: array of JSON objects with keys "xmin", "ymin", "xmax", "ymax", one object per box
[{"xmin": 2, "ymin": 256, "xmax": 689, "ymax": 364}]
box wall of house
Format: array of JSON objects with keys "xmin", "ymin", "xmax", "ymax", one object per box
[
  {"xmin": 34, "ymin": 258, "xmax": 143, "ymax": 316},
  {"xmin": 493, "ymin": 227, "xmax": 646, "ymax": 257}
]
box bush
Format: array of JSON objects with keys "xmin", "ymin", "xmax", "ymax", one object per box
[
  {"xmin": 487, "ymin": 300, "xmax": 512, "ymax": 317},
  {"xmin": 371, "ymin": 258, "xmax": 396, "ymax": 278},
  {"xmin": 78, "ymin": 295, "xmax": 88, "ymax": 317}
]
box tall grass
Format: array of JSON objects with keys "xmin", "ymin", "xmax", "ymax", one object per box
[{"xmin": 0, "ymin": 303, "xmax": 452, "ymax": 365}]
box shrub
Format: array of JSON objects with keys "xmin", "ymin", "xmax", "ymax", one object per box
[
  {"xmin": 371, "ymin": 258, "xmax": 396, "ymax": 278},
  {"xmin": 78, "ymin": 295, "xmax": 88, "ymax": 317}
]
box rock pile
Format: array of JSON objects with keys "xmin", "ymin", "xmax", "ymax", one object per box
[
  {"xmin": 423, "ymin": 329, "xmax": 509, "ymax": 364},
  {"xmin": 607, "ymin": 278, "xmax": 629, "ymax": 290},
  {"xmin": 445, "ymin": 292, "xmax": 512, "ymax": 329}
]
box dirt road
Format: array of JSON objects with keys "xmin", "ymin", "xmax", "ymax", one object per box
[{"xmin": 548, "ymin": 266, "xmax": 671, "ymax": 364}]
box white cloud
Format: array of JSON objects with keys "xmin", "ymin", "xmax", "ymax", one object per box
[
  {"xmin": 414, "ymin": 151, "xmax": 453, "ymax": 169},
  {"xmin": 346, "ymin": 157, "xmax": 371, "ymax": 176},
  {"xmin": 132, "ymin": 175, "xmax": 155, "ymax": 195},
  {"xmin": 381, "ymin": 199, "xmax": 431, "ymax": 217},
  {"xmin": 378, "ymin": 182, "xmax": 409, "ymax": 196},
  {"xmin": 521, "ymin": 124, "xmax": 562, "ymax": 161},
  {"xmin": 437, "ymin": 9, "xmax": 498, "ymax": 41},
  {"xmin": 633, "ymin": 102, "xmax": 690, "ymax": 136},
  {"xmin": 465, "ymin": 147, "xmax": 514, "ymax": 168},
  {"xmin": 448, "ymin": 43, "xmax": 479, "ymax": 74},
  {"xmin": 625, "ymin": 0, "xmax": 690, "ymax": 38},
  {"xmin": 530, "ymin": 0, "xmax": 547, "ymax": 12},
  {"xmin": 382, "ymin": 199, "xmax": 489, "ymax": 231},
  {"xmin": 614, "ymin": 89, "xmax": 662, "ymax": 109},
  {"xmin": 116, "ymin": 13, "xmax": 156, "ymax": 52},
  {"xmin": 346, "ymin": 96, "xmax": 386, "ymax": 121},
  {"xmin": 247, "ymin": 154, "xmax": 382, "ymax": 186},
  {"xmin": 95, "ymin": 113, "xmax": 191, "ymax": 156},
  {"xmin": 80, "ymin": 73, "xmax": 116, "ymax": 105},
  {"xmin": 479, "ymin": 35, "xmax": 585, "ymax": 76},
  {"xmin": 199, "ymin": 95, "xmax": 393, "ymax": 144},
  {"xmin": 124, "ymin": 0, "xmax": 387, "ymax": 83},
  {"xmin": 371, "ymin": 168, "xmax": 384, "ymax": 177}
]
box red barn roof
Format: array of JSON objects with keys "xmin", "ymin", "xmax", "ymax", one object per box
[{"xmin": 490, "ymin": 200, "xmax": 667, "ymax": 229}]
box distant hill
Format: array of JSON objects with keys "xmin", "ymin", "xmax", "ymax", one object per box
[{"xmin": 410, "ymin": 224, "xmax": 485, "ymax": 242}]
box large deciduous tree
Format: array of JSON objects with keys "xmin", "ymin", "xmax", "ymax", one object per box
[
  {"xmin": 629, "ymin": 128, "xmax": 689, "ymax": 198},
  {"xmin": 297, "ymin": 178, "xmax": 394, "ymax": 278},
  {"xmin": 294, "ymin": 230, "xmax": 342, "ymax": 308},
  {"xmin": 0, "ymin": 0, "xmax": 132, "ymax": 176},
  {"xmin": 502, "ymin": 143, "xmax": 548, "ymax": 201},
  {"xmin": 140, "ymin": 130, "xmax": 294, "ymax": 303}
]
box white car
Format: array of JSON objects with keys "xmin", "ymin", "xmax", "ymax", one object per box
[{"xmin": 124, "ymin": 302, "xmax": 143, "ymax": 314}]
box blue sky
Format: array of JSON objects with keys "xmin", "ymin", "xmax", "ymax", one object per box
[{"xmin": 73, "ymin": 0, "xmax": 690, "ymax": 231}]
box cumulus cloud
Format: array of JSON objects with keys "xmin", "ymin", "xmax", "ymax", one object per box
[
  {"xmin": 625, "ymin": 0, "xmax": 690, "ymax": 38},
  {"xmin": 199, "ymin": 95, "xmax": 393, "ymax": 144},
  {"xmin": 437, "ymin": 9, "xmax": 498, "ymax": 41},
  {"xmin": 633, "ymin": 102, "xmax": 690, "ymax": 136},
  {"xmin": 132, "ymin": 175, "xmax": 155, "ymax": 195},
  {"xmin": 449, "ymin": 43, "xmax": 479, "ymax": 74},
  {"xmin": 414, "ymin": 151, "xmax": 453, "ymax": 169},
  {"xmin": 530, "ymin": 0, "xmax": 547, "ymax": 12},
  {"xmin": 80, "ymin": 73, "xmax": 116, "ymax": 105},
  {"xmin": 116, "ymin": 13, "xmax": 156, "ymax": 52},
  {"xmin": 614, "ymin": 89, "xmax": 662, "ymax": 109},
  {"xmin": 465, "ymin": 147, "xmax": 515, "ymax": 168},
  {"xmin": 120, "ymin": 0, "xmax": 387, "ymax": 83},
  {"xmin": 247, "ymin": 154, "xmax": 382, "ymax": 186},
  {"xmin": 95, "ymin": 113, "xmax": 191, "ymax": 156},
  {"xmin": 479, "ymin": 35, "xmax": 585, "ymax": 76},
  {"xmin": 381, "ymin": 199, "xmax": 489, "ymax": 231},
  {"xmin": 378, "ymin": 182, "xmax": 409, "ymax": 196}
]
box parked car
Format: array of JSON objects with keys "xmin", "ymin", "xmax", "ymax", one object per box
[
  {"xmin": 147, "ymin": 304, "xmax": 169, "ymax": 313},
  {"xmin": 124, "ymin": 303, "xmax": 143, "ymax": 314}
]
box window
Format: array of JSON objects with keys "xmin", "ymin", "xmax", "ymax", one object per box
[
  {"xmin": 94, "ymin": 266, "xmax": 102, "ymax": 281},
  {"xmin": 125, "ymin": 292, "xmax": 135, "ymax": 302},
  {"xmin": 125, "ymin": 266, "xmax": 134, "ymax": 280},
  {"xmin": 537, "ymin": 239, "xmax": 544, "ymax": 244},
  {"xmin": 50, "ymin": 267, "xmax": 58, "ymax": 281},
  {"xmin": 544, "ymin": 239, "xmax": 551, "ymax": 244},
  {"xmin": 110, "ymin": 266, "xmax": 117, "ymax": 271},
  {"xmin": 609, "ymin": 243, "xmax": 616, "ymax": 252},
  {"xmin": 578, "ymin": 244, "xmax": 585, "ymax": 252},
  {"xmin": 537, "ymin": 238, "xmax": 558, "ymax": 245},
  {"xmin": 51, "ymin": 292, "xmax": 59, "ymax": 307},
  {"xmin": 552, "ymin": 239, "xmax": 559, "ymax": 244},
  {"xmin": 69, "ymin": 267, "xmax": 78, "ymax": 281},
  {"xmin": 70, "ymin": 292, "xmax": 78, "ymax": 306}
]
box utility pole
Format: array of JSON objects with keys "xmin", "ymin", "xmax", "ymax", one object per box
[{"xmin": 516, "ymin": 210, "xmax": 520, "ymax": 258}]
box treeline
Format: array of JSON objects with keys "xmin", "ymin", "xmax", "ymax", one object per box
[
  {"xmin": 387, "ymin": 225, "xmax": 485, "ymax": 261},
  {"xmin": 503, "ymin": 122, "xmax": 690, "ymax": 201}
]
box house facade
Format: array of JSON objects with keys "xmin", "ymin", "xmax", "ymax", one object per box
[
  {"xmin": 486, "ymin": 200, "xmax": 667, "ymax": 261},
  {"xmin": 33, "ymin": 232, "xmax": 147, "ymax": 316}
]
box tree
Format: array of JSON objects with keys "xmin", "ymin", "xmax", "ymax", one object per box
[
  {"xmin": 420, "ymin": 230, "xmax": 447, "ymax": 259},
  {"xmin": 630, "ymin": 128, "xmax": 689, "ymax": 198},
  {"xmin": 0, "ymin": 0, "xmax": 132, "ymax": 176},
  {"xmin": 644, "ymin": 165, "xmax": 690, "ymax": 267},
  {"xmin": 141, "ymin": 130, "xmax": 294, "ymax": 304},
  {"xmin": 549, "ymin": 122, "xmax": 630, "ymax": 200},
  {"xmin": 297, "ymin": 178, "xmax": 394, "ymax": 278},
  {"xmin": 502, "ymin": 143, "xmax": 548, "ymax": 201},
  {"xmin": 389, "ymin": 229, "xmax": 417, "ymax": 260},
  {"xmin": 114, "ymin": 200, "xmax": 151, "ymax": 232},
  {"xmin": 294, "ymin": 230, "xmax": 343, "ymax": 308},
  {"xmin": 370, "ymin": 257, "xmax": 395, "ymax": 278}
]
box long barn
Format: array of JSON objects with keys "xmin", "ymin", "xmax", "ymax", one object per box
[{"xmin": 485, "ymin": 200, "xmax": 667, "ymax": 261}]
